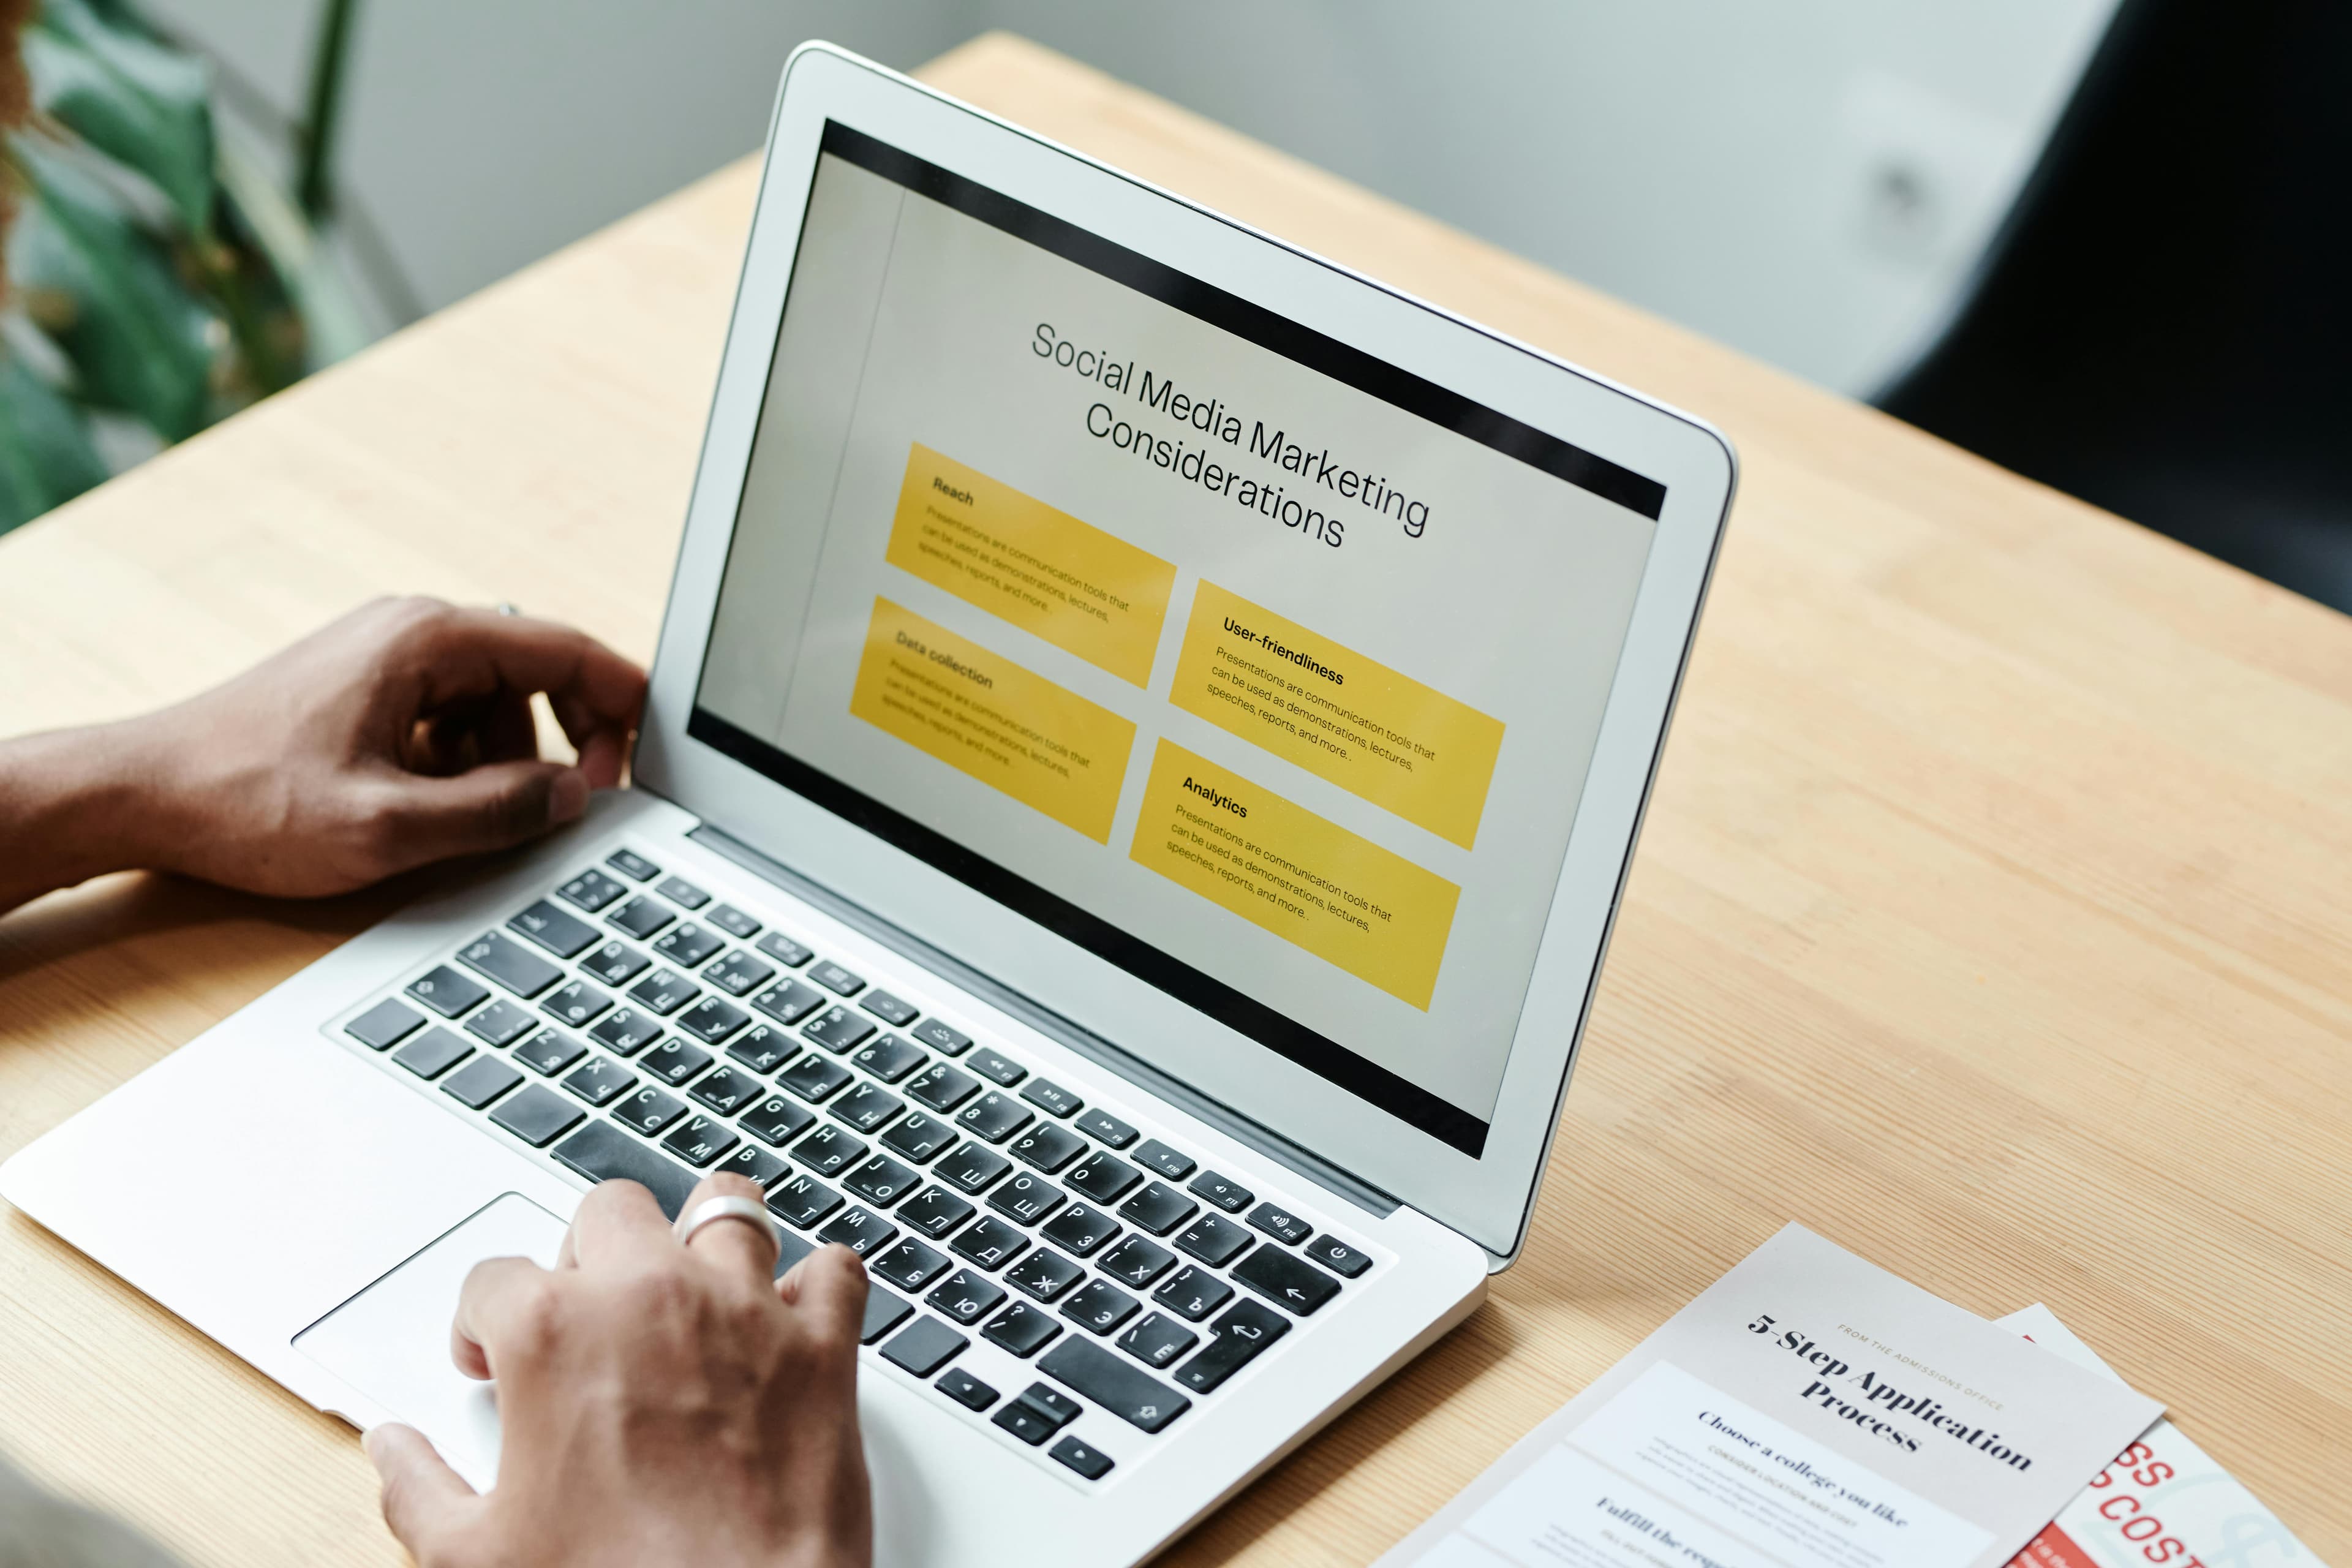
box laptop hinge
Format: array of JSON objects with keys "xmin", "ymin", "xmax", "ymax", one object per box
[{"xmin": 688, "ymin": 821, "xmax": 1402, "ymax": 1221}]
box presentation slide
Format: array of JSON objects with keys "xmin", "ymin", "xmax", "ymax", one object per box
[{"xmin": 696, "ymin": 129, "xmax": 1659, "ymax": 1133}]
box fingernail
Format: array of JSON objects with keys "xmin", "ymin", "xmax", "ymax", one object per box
[
  {"xmin": 362, "ymin": 1426, "xmax": 386, "ymax": 1461},
  {"xmin": 548, "ymin": 768, "xmax": 589, "ymax": 824}
]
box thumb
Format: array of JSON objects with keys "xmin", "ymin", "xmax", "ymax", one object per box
[
  {"xmin": 364, "ymin": 1423, "xmax": 480, "ymax": 1560},
  {"xmin": 375, "ymin": 761, "xmax": 590, "ymax": 870}
]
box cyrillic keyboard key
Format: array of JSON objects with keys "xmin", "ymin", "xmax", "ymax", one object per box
[
  {"xmin": 860, "ymin": 1286, "xmax": 913, "ymax": 1344},
  {"xmin": 1188, "ymin": 1172, "xmax": 1253, "ymax": 1213},
  {"xmin": 1039, "ymin": 1336, "xmax": 1191, "ymax": 1433},
  {"xmin": 1074, "ymin": 1108, "xmax": 1136, "ymax": 1148},
  {"xmin": 935, "ymin": 1141, "xmax": 1010, "ymax": 1194},
  {"xmin": 704, "ymin": 950, "xmax": 774, "ymax": 997},
  {"xmin": 1117, "ymin": 1181, "xmax": 1197, "ymax": 1237},
  {"xmin": 843, "ymin": 1153, "xmax": 921, "ymax": 1207},
  {"xmin": 611, "ymin": 1085, "xmax": 688, "ymax": 1137},
  {"xmin": 793, "ymin": 1122, "xmax": 867, "ymax": 1177},
  {"xmin": 950, "ymin": 1215, "xmax": 1029, "ymax": 1271},
  {"xmin": 907, "ymin": 1063, "xmax": 980, "ymax": 1113},
  {"xmin": 818, "ymin": 1205, "xmax": 896, "ymax": 1257},
  {"xmin": 676, "ymin": 996, "xmax": 750, "ymax": 1046},
  {"xmin": 755, "ymin": 932, "xmax": 814, "ymax": 968},
  {"xmin": 1058, "ymin": 1278, "xmax": 1140, "ymax": 1336},
  {"xmin": 558, "ymin": 867, "xmax": 628, "ymax": 912},
  {"xmin": 925, "ymin": 1268, "xmax": 1006, "ymax": 1327},
  {"xmin": 662, "ymin": 1114, "xmax": 739, "ymax": 1167},
  {"xmin": 1050, "ymin": 1434, "xmax": 1114, "ymax": 1480},
  {"xmin": 1098, "ymin": 1235, "xmax": 1177, "ymax": 1289},
  {"xmin": 456, "ymin": 932, "xmax": 562, "ymax": 998},
  {"xmin": 851, "ymin": 1033, "xmax": 926, "ymax": 1083},
  {"xmin": 1247, "ymin": 1202, "xmax": 1313, "ymax": 1245},
  {"xmin": 540, "ymin": 980, "xmax": 614, "ymax": 1029},
  {"xmin": 1117, "ymin": 1311, "xmax": 1199, "ymax": 1371},
  {"xmin": 898, "ymin": 1186, "xmax": 976, "ymax": 1240},
  {"xmin": 653, "ymin": 922, "xmax": 724, "ymax": 968},
  {"xmin": 405, "ymin": 966, "xmax": 488, "ymax": 1019},
  {"xmin": 464, "ymin": 998, "xmax": 538, "ymax": 1048},
  {"xmin": 936, "ymin": 1366, "xmax": 998, "ymax": 1411},
  {"xmin": 346, "ymin": 998, "xmax": 424, "ymax": 1050},
  {"xmin": 507, "ymin": 900, "xmax": 597, "ymax": 959},
  {"xmin": 967, "ymin": 1048, "xmax": 1025, "ymax": 1087},
  {"xmin": 688, "ymin": 1065, "xmax": 761, "ymax": 1116},
  {"xmin": 1175, "ymin": 1212, "xmax": 1253, "ymax": 1268},
  {"xmin": 881, "ymin": 1316, "xmax": 966, "ymax": 1378},
  {"xmin": 908, "ymin": 1018, "xmax": 971, "ymax": 1055},
  {"xmin": 1007, "ymin": 1121, "xmax": 1085, "ymax": 1174},
  {"xmin": 987, "ymin": 1172, "xmax": 1064, "ymax": 1226},
  {"xmin": 778, "ymin": 1054, "xmax": 851, "ymax": 1102},
  {"xmin": 579, "ymin": 940, "xmax": 652, "ymax": 986},
  {"xmin": 640, "ymin": 1038, "xmax": 714, "ymax": 1088},
  {"xmin": 1039, "ymin": 1201, "xmax": 1121, "ymax": 1259},
  {"xmin": 552, "ymin": 1121, "xmax": 699, "ymax": 1218},
  {"xmin": 775, "ymin": 1227, "xmax": 815, "ymax": 1277},
  {"xmin": 880, "ymin": 1112, "xmax": 956, "ymax": 1164},
  {"xmin": 1231, "ymin": 1245, "xmax": 1341, "ymax": 1316},
  {"xmin": 606, "ymin": 848, "xmax": 660, "ymax": 881},
  {"xmin": 861, "ymin": 989, "xmax": 919, "ymax": 1027},
  {"xmin": 1307, "ymin": 1234, "xmax": 1373, "ymax": 1278},
  {"xmin": 561, "ymin": 1057, "xmax": 636, "ymax": 1106},
  {"xmin": 441, "ymin": 1056, "xmax": 522, "ymax": 1110},
  {"xmin": 725, "ymin": 1025, "xmax": 796, "ymax": 1076},
  {"xmin": 589, "ymin": 1007, "xmax": 662, "ymax": 1058},
  {"xmin": 627, "ymin": 968, "xmax": 699, "ymax": 1017},
  {"xmin": 1154, "ymin": 1265, "xmax": 1233, "ymax": 1322},
  {"xmin": 958, "ymin": 1092, "xmax": 1033, "ymax": 1144},
  {"xmin": 869, "ymin": 1237, "xmax": 952, "ymax": 1293},
  {"xmin": 802, "ymin": 1005, "xmax": 876, "ymax": 1054},
  {"xmin": 655, "ymin": 875, "xmax": 709, "ymax": 910},
  {"xmin": 737, "ymin": 1095, "xmax": 815, "ymax": 1147},
  {"xmin": 394, "ymin": 1027, "xmax": 472, "ymax": 1080},
  {"xmin": 832, "ymin": 1081, "xmax": 905, "ymax": 1134},
  {"xmin": 1062, "ymin": 1153, "xmax": 1142, "ymax": 1204},
  {"xmin": 714, "ymin": 1143, "xmax": 789, "ymax": 1189},
  {"xmin": 810, "ymin": 960, "xmax": 864, "ymax": 996},
  {"xmin": 1020, "ymin": 1079, "xmax": 1082, "ymax": 1118},
  {"xmin": 489, "ymin": 1084, "xmax": 584, "ymax": 1147},
  {"xmin": 751, "ymin": 979, "xmax": 825, "ymax": 1027},
  {"xmin": 706, "ymin": 903, "xmax": 760, "ymax": 940},
  {"xmin": 513, "ymin": 1028, "xmax": 586, "ymax": 1077},
  {"xmin": 1005, "ymin": 1248, "xmax": 1085, "ymax": 1302},
  {"xmin": 1173, "ymin": 1298, "xmax": 1290, "ymax": 1392},
  {"xmin": 1132, "ymin": 1139, "xmax": 1194, "ymax": 1181},
  {"xmin": 982, "ymin": 1302, "xmax": 1061, "ymax": 1359},
  {"xmin": 768, "ymin": 1174, "xmax": 843, "ymax": 1229},
  {"xmin": 606, "ymin": 895, "xmax": 673, "ymax": 940}
]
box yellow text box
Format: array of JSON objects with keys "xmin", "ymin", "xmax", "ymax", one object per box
[
  {"xmin": 850, "ymin": 598, "xmax": 1136, "ymax": 843},
  {"xmin": 1169, "ymin": 583, "xmax": 1505, "ymax": 850},
  {"xmin": 888, "ymin": 443, "xmax": 1176, "ymax": 687},
  {"xmin": 1129, "ymin": 740, "xmax": 1460, "ymax": 1010}
]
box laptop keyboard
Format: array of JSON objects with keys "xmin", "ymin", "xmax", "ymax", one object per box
[{"xmin": 334, "ymin": 843, "xmax": 1381, "ymax": 1484}]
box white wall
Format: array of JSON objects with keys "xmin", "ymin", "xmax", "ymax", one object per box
[{"xmin": 150, "ymin": 0, "xmax": 2118, "ymax": 396}]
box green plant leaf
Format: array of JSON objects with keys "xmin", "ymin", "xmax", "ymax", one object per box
[
  {"xmin": 12, "ymin": 135, "xmax": 219, "ymax": 438},
  {"xmin": 25, "ymin": 0, "xmax": 215, "ymax": 233},
  {"xmin": 0, "ymin": 348, "xmax": 110, "ymax": 533}
]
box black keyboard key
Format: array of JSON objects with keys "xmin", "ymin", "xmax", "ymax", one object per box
[
  {"xmin": 1174, "ymin": 1298, "xmax": 1291, "ymax": 1393},
  {"xmin": 441, "ymin": 1055, "xmax": 522, "ymax": 1109},
  {"xmin": 662, "ymin": 1114, "xmax": 739, "ymax": 1167},
  {"xmin": 937, "ymin": 1366, "xmax": 997, "ymax": 1411},
  {"xmin": 958, "ymin": 1092, "xmax": 1033, "ymax": 1144},
  {"xmin": 803, "ymin": 1005, "xmax": 876, "ymax": 1054},
  {"xmin": 755, "ymin": 932, "xmax": 814, "ymax": 967},
  {"xmin": 737, "ymin": 1094, "xmax": 816, "ymax": 1147},
  {"xmin": 655, "ymin": 875, "xmax": 709, "ymax": 910},
  {"xmin": 861, "ymin": 989, "xmax": 919, "ymax": 1027},
  {"xmin": 552, "ymin": 1122, "xmax": 698, "ymax": 1219},
  {"xmin": 991, "ymin": 1400, "xmax": 1057, "ymax": 1447},
  {"xmin": 832, "ymin": 1080, "xmax": 905, "ymax": 1134},
  {"xmin": 1061, "ymin": 1152, "xmax": 1142, "ymax": 1204},
  {"xmin": 508, "ymin": 900, "xmax": 598, "ymax": 959},
  {"xmin": 677, "ymin": 995, "xmax": 751, "ymax": 1046},
  {"xmin": 1008, "ymin": 1121, "xmax": 1085, "ymax": 1174},
  {"xmin": 653, "ymin": 922, "xmax": 725, "ymax": 968},
  {"xmin": 1040, "ymin": 1336, "xmax": 1189, "ymax": 1433},
  {"xmin": 513, "ymin": 1028, "xmax": 586, "ymax": 1077},
  {"xmin": 908, "ymin": 1018, "xmax": 971, "ymax": 1055},
  {"xmin": 869, "ymin": 1237, "xmax": 951, "ymax": 1293},
  {"xmin": 540, "ymin": 981, "xmax": 614, "ymax": 1029},
  {"xmin": 1154, "ymin": 1265, "xmax": 1234, "ymax": 1323},
  {"xmin": 898, "ymin": 1186, "xmax": 976, "ymax": 1240},
  {"xmin": 456, "ymin": 932, "xmax": 562, "ymax": 998},
  {"xmin": 751, "ymin": 979, "xmax": 825, "ymax": 1027},
  {"xmin": 1020, "ymin": 1079, "xmax": 1082, "ymax": 1118},
  {"xmin": 394, "ymin": 1027, "xmax": 472, "ymax": 1079},
  {"xmin": 1059, "ymin": 1278, "xmax": 1140, "ymax": 1336},
  {"xmin": 611, "ymin": 1085, "xmax": 689, "ymax": 1137},
  {"xmin": 982, "ymin": 1301, "xmax": 1063, "ymax": 1359},
  {"xmin": 1306, "ymin": 1234, "xmax": 1373, "ymax": 1278},
  {"xmin": 704, "ymin": 949, "xmax": 775, "ymax": 997},
  {"xmin": 1074, "ymin": 1107, "xmax": 1137, "ymax": 1148},
  {"xmin": 1050, "ymin": 1434, "xmax": 1114, "ymax": 1480},
  {"xmin": 935, "ymin": 1141, "xmax": 1010, "ymax": 1194},
  {"xmin": 774, "ymin": 1227, "xmax": 815, "ymax": 1278},
  {"xmin": 809, "ymin": 960, "xmax": 864, "ymax": 996},
  {"xmin": 589, "ymin": 1007, "xmax": 663, "ymax": 1057},
  {"xmin": 1248, "ymin": 1202, "xmax": 1313, "ymax": 1245},
  {"xmin": 464, "ymin": 998, "xmax": 538, "ymax": 1048},
  {"xmin": 1039, "ymin": 1201, "xmax": 1121, "ymax": 1258},
  {"xmin": 907, "ymin": 1062, "xmax": 981, "ymax": 1113},
  {"xmin": 1099, "ymin": 1235, "xmax": 1177, "ymax": 1289},
  {"xmin": 880, "ymin": 1112, "xmax": 957, "ymax": 1164},
  {"xmin": 793, "ymin": 1122, "xmax": 867, "ymax": 1177},
  {"xmin": 851, "ymin": 1033, "xmax": 927, "ymax": 1083},
  {"xmin": 1189, "ymin": 1172, "xmax": 1254, "ymax": 1213},
  {"xmin": 488, "ymin": 1083, "xmax": 584, "ymax": 1147},
  {"xmin": 627, "ymin": 968, "xmax": 699, "ymax": 1017},
  {"xmin": 641, "ymin": 1038, "xmax": 713, "ymax": 1089},
  {"xmin": 714, "ymin": 1143, "xmax": 789, "ymax": 1189},
  {"xmin": 1006, "ymin": 1248, "xmax": 1085, "ymax": 1303},
  {"xmin": 725, "ymin": 1025, "xmax": 796, "ymax": 1076},
  {"xmin": 818, "ymin": 1205, "xmax": 896, "ymax": 1256},
  {"xmin": 859, "ymin": 1286, "xmax": 913, "ymax": 1344},
  {"xmin": 405, "ymin": 965, "xmax": 489, "ymax": 1019},
  {"xmin": 606, "ymin": 848, "xmax": 660, "ymax": 881},
  {"xmin": 688, "ymin": 1065, "xmax": 763, "ymax": 1116},
  {"xmin": 881, "ymin": 1316, "xmax": 966, "ymax": 1378},
  {"xmin": 1231, "ymin": 1245, "xmax": 1341, "ymax": 1316},
  {"xmin": 1132, "ymin": 1139, "xmax": 1194, "ymax": 1181},
  {"xmin": 1118, "ymin": 1181, "xmax": 1197, "ymax": 1237},
  {"xmin": 768, "ymin": 1174, "xmax": 844, "ymax": 1229},
  {"xmin": 778, "ymin": 1054, "xmax": 851, "ymax": 1102},
  {"xmin": 1117, "ymin": 1311, "xmax": 1199, "ymax": 1371},
  {"xmin": 843, "ymin": 1153, "xmax": 921, "ymax": 1207},
  {"xmin": 1175, "ymin": 1212, "xmax": 1253, "ymax": 1268},
  {"xmin": 706, "ymin": 903, "xmax": 761, "ymax": 939},
  {"xmin": 925, "ymin": 1268, "xmax": 1005, "ymax": 1327},
  {"xmin": 606, "ymin": 895, "xmax": 674, "ymax": 940},
  {"xmin": 579, "ymin": 940, "xmax": 652, "ymax": 986},
  {"xmin": 987, "ymin": 1172, "xmax": 1065, "ymax": 1226},
  {"xmin": 561, "ymin": 1057, "xmax": 636, "ymax": 1106},
  {"xmin": 557, "ymin": 867, "xmax": 629, "ymax": 912},
  {"xmin": 967, "ymin": 1048, "xmax": 1025, "ymax": 1087},
  {"xmin": 346, "ymin": 998, "xmax": 424, "ymax": 1051},
  {"xmin": 950, "ymin": 1215, "xmax": 1030, "ymax": 1271}
]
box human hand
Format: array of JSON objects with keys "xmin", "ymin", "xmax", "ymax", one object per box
[{"xmin": 363, "ymin": 1174, "xmax": 873, "ymax": 1568}]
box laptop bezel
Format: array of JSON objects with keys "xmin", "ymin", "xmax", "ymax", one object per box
[{"xmin": 634, "ymin": 42, "xmax": 1735, "ymax": 1262}]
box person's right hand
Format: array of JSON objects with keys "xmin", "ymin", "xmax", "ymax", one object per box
[{"xmin": 361, "ymin": 1175, "xmax": 873, "ymax": 1568}]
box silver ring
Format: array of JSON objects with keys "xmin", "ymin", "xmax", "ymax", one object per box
[
  {"xmin": 674, "ymin": 1195, "xmax": 781, "ymax": 1267},
  {"xmin": 496, "ymin": 601, "xmax": 521, "ymax": 617}
]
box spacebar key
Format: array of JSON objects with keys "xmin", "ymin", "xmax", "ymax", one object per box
[
  {"xmin": 554, "ymin": 1121, "xmax": 701, "ymax": 1219},
  {"xmin": 1038, "ymin": 1338, "xmax": 1191, "ymax": 1433}
]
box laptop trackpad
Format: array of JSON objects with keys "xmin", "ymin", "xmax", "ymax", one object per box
[{"xmin": 294, "ymin": 1192, "xmax": 567, "ymax": 1491}]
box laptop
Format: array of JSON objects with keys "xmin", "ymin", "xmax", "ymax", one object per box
[{"xmin": 0, "ymin": 41, "xmax": 1733, "ymax": 1566}]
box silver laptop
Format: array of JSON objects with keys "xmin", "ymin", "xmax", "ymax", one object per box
[{"xmin": 0, "ymin": 42, "xmax": 1733, "ymax": 1567}]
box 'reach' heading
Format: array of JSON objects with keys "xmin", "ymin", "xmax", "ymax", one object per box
[{"xmin": 1033, "ymin": 323, "xmax": 1430, "ymax": 551}]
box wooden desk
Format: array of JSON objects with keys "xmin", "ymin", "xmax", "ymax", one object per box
[{"xmin": 4, "ymin": 31, "xmax": 2346, "ymax": 1566}]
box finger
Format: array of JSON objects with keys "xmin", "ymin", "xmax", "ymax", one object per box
[
  {"xmin": 363, "ymin": 758, "xmax": 590, "ymax": 872},
  {"xmin": 676, "ymin": 1174, "xmax": 780, "ymax": 1278},
  {"xmin": 781, "ymin": 1242, "xmax": 869, "ymax": 1353},
  {"xmin": 556, "ymin": 1177, "xmax": 674, "ymax": 1273},
  {"xmin": 364, "ymin": 1422, "xmax": 480, "ymax": 1563},
  {"xmin": 448, "ymin": 1254, "xmax": 550, "ymax": 1382},
  {"xmin": 401, "ymin": 608, "xmax": 646, "ymax": 788}
]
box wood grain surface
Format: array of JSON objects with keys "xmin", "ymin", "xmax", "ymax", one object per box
[{"xmin": 2, "ymin": 31, "xmax": 2345, "ymax": 1566}]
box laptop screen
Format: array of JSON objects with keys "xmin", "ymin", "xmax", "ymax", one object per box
[{"xmin": 688, "ymin": 122, "xmax": 1664, "ymax": 1157}]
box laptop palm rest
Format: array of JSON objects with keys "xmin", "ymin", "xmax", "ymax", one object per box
[{"xmin": 294, "ymin": 1191, "xmax": 567, "ymax": 1491}]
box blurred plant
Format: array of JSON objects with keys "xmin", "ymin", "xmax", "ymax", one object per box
[{"xmin": 0, "ymin": 0, "xmax": 369, "ymax": 532}]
